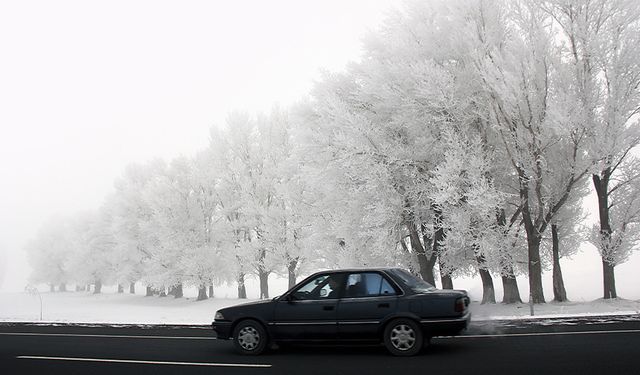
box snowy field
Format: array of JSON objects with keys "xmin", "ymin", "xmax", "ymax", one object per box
[{"xmin": 1, "ymin": 289, "xmax": 638, "ymax": 325}]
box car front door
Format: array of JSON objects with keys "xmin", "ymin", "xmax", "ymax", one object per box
[
  {"xmin": 337, "ymin": 272, "xmax": 399, "ymax": 341},
  {"xmin": 272, "ymin": 273, "xmax": 345, "ymax": 341}
]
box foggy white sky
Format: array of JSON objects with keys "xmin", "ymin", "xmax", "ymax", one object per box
[
  {"xmin": 0, "ymin": 0, "xmax": 398, "ymax": 291},
  {"xmin": 0, "ymin": 0, "xmax": 638, "ymax": 299}
]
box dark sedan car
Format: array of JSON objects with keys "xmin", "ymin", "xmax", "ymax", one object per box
[{"xmin": 212, "ymin": 268, "xmax": 470, "ymax": 356}]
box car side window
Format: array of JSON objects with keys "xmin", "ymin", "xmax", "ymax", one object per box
[
  {"xmin": 345, "ymin": 272, "xmax": 397, "ymax": 298},
  {"xmin": 380, "ymin": 277, "xmax": 397, "ymax": 295}
]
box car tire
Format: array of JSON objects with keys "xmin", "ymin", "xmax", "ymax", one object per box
[
  {"xmin": 232, "ymin": 320, "xmax": 268, "ymax": 355},
  {"xmin": 383, "ymin": 318, "xmax": 423, "ymax": 356}
]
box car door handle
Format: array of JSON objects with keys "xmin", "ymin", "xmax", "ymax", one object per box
[
  {"xmin": 378, "ymin": 303, "xmax": 390, "ymax": 308},
  {"xmin": 323, "ymin": 306, "xmax": 335, "ymax": 311}
]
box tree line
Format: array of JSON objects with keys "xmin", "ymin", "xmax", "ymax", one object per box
[{"xmin": 26, "ymin": 0, "xmax": 640, "ymax": 303}]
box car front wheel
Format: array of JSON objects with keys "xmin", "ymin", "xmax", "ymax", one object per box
[
  {"xmin": 383, "ymin": 318, "xmax": 423, "ymax": 356},
  {"xmin": 232, "ymin": 320, "xmax": 268, "ymax": 355}
]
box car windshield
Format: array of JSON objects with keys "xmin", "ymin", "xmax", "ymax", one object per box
[{"xmin": 388, "ymin": 269, "xmax": 436, "ymax": 293}]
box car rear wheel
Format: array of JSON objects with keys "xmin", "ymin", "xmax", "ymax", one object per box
[
  {"xmin": 233, "ymin": 320, "xmax": 268, "ymax": 355},
  {"xmin": 383, "ymin": 318, "xmax": 423, "ymax": 356}
]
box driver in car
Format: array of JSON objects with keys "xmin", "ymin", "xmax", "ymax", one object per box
[{"xmin": 326, "ymin": 277, "xmax": 341, "ymax": 298}]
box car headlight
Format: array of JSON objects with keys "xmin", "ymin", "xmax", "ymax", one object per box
[{"xmin": 214, "ymin": 311, "xmax": 225, "ymax": 320}]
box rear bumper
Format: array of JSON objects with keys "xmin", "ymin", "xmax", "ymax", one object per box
[
  {"xmin": 419, "ymin": 312, "xmax": 471, "ymax": 336},
  {"xmin": 212, "ymin": 321, "xmax": 232, "ymax": 340}
]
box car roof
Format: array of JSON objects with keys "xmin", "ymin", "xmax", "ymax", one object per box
[{"xmin": 313, "ymin": 267, "xmax": 402, "ymax": 274}]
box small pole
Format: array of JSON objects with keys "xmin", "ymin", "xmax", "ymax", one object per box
[
  {"xmin": 38, "ymin": 292, "xmax": 43, "ymax": 321},
  {"xmin": 529, "ymin": 289, "xmax": 534, "ymax": 316},
  {"xmin": 25, "ymin": 285, "xmax": 43, "ymax": 321}
]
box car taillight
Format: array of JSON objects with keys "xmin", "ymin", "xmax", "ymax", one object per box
[{"xmin": 455, "ymin": 297, "xmax": 466, "ymax": 313}]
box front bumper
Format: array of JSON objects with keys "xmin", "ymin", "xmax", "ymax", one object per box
[{"xmin": 212, "ymin": 321, "xmax": 232, "ymax": 340}]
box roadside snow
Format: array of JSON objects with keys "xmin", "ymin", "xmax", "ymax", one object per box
[
  {"xmin": 0, "ymin": 292, "xmax": 240, "ymax": 325},
  {"xmin": 1, "ymin": 291, "xmax": 638, "ymax": 325},
  {"xmin": 470, "ymin": 298, "xmax": 640, "ymax": 321}
]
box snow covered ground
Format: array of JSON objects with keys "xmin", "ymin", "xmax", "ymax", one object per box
[{"xmin": 1, "ymin": 290, "xmax": 638, "ymax": 325}]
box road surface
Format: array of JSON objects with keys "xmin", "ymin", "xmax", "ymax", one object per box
[{"xmin": 1, "ymin": 314, "xmax": 639, "ymax": 375}]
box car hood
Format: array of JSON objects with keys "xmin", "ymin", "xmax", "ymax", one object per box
[{"xmin": 222, "ymin": 299, "xmax": 273, "ymax": 310}]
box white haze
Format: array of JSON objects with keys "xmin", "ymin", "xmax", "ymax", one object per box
[
  {"xmin": 0, "ymin": 0, "xmax": 638, "ymax": 300},
  {"xmin": 0, "ymin": 0, "xmax": 396, "ymax": 292}
]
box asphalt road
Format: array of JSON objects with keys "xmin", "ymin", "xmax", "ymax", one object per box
[{"xmin": 1, "ymin": 315, "xmax": 640, "ymax": 375}]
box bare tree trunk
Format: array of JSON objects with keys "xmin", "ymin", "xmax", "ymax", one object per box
[
  {"xmin": 422, "ymin": 227, "xmax": 438, "ymax": 284},
  {"xmin": 158, "ymin": 287, "xmax": 167, "ymax": 297},
  {"xmin": 237, "ymin": 273, "xmax": 247, "ymax": 299},
  {"xmin": 257, "ymin": 248, "xmax": 270, "ymax": 299},
  {"xmin": 287, "ymin": 258, "xmax": 298, "ymax": 289},
  {"xmin": 525, "ymin": 235, "xmax": 544, "ymax": 303},
  {"xmin": 521, "ymin": 191, "xmax": 545, "ymax": 303},
  {"xmin": 59, "ymin": 283, "xmax": 67, "ymax": 292},
  {"xmin": 406, "ymin": 221, "xmax": 437, "ymax": 286},
  {"xmin": 49, "ymin": 284, "xmax": 55, "ymax": 292},
  {"xmin": 478, "ymin": 269, "xmax": 495, "ymax": 304},
  {"xmin": 259, "ymin": 270, "xmax": 270, "ymax": 299},
  {"xmin": 593, "ymin": 172, "xmax": 618, "ymax": 299},
  {"xmin": 551, "ymin": 224, "xmax": 568, "ymax": 302},
  {"xmin": 129, "ymin": 283, "xmax": 135, "ymax": 294},
  {"xmin": 520, "ymin": 171, "xmax": 546, "ymax": 303},
  {"xmin": 197, "ymin": 285, "xmax": 208, "ymax": 301},
  {"xmin": 496, "ymin": 209, "xmax": 522, "ymax": 303},
  {"xmin": 433, "ymin": 207, "xmax": 453, "ymax": 289},
  {"xmin": 117, "ymin": 284, "xmax": 124, "ymax": 293},
  {"xmin": 93, "ymin": 280, "xmax": 102, "ymax": 294},
  {"xmin": 501, "ymin": 274, "xmax": 522, "ymax": 304},
  {"xmin": 174, "ymin": 284, "xmax": 184, "ymax": 298},
  {"xmin": 476, "ymin": 255, "xmax": 495, "ymax": 304},
  {"xmin": 439, "ymin": 262, "xmax": 454, "ymax": 290},
  {"xmin": 208, "ymin": 285, "xmax": 214, "ymax": 299},
  {"xmin": 145, "ymin": 285, "xmax": 154, "ymax": 297},
  {"xmin": 602, "ymin": 260, "xmax": 617, "ymax": 299}
]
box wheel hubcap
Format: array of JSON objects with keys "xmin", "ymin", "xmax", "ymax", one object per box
[
  {"xmin": 390, "ymin": 324, "xmax": 416, "ymax": 351},
  {"xmin": 237, "ymin": 326, "xmax": 260, "ymax": 350}
]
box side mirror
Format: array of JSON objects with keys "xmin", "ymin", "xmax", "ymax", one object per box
[{"xmin": 320, "ymin": 289, "xmax": 328, "ymax": 297}]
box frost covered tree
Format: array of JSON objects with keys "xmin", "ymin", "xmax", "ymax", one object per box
[
  {"xmin": 141, "ymin": 156, "xmax": 222, "ymax": 300},
  {"xmin": 296, "ymin": 1, "xmax": 535, "ymax": 298},
  {"xmin": 207, "ymin": 125, "xmax": 252, "ymax": 298},
  {"xmin": 66, "ymin": 207, "xmax": 117, "ymax": 294},
  {"xmin": 543, "ymin": 0, "xmax": 640, "ymax": 299},
  {"xmin": 463, "ymin": 0, "xmax": 591, "ymax": 302},
  {"xmin": 432, "ymin": 128, "xmax": 504, "ymax": 304},
  {"xmin": 111, "ymin": 160, "xmax": 167, "ymax": 295},
  {"xmin": 211, "ymin": 110, "xmax": 302, "ymax": 299},
  {"xmin": 296, "ymin": 4, "xmax": 481, "ymax": 287},
  {"xmin": 24, "ymin": 0, "xmax": 640, "ymax": 304},
  {"xmin": 257, "ymin": 111, "xmax": 319, "ymax": 288},
  {"xmin": 26, "ymin": 216, "xmax": 74, "ymax": 291}
]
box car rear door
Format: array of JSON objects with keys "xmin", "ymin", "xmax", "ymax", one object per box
[{"xmin": 337, "ymin": 272, "xmax": 399, "ymax": 340}]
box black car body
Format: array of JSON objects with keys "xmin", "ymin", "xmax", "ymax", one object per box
[{"xmin": 212, "ymin": 268, "xmax": 470, "ymax": 356}]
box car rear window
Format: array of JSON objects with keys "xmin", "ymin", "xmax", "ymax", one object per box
[{"xmin": 388, "ymin": 269, "xmax": 435, "ymax": 293}]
